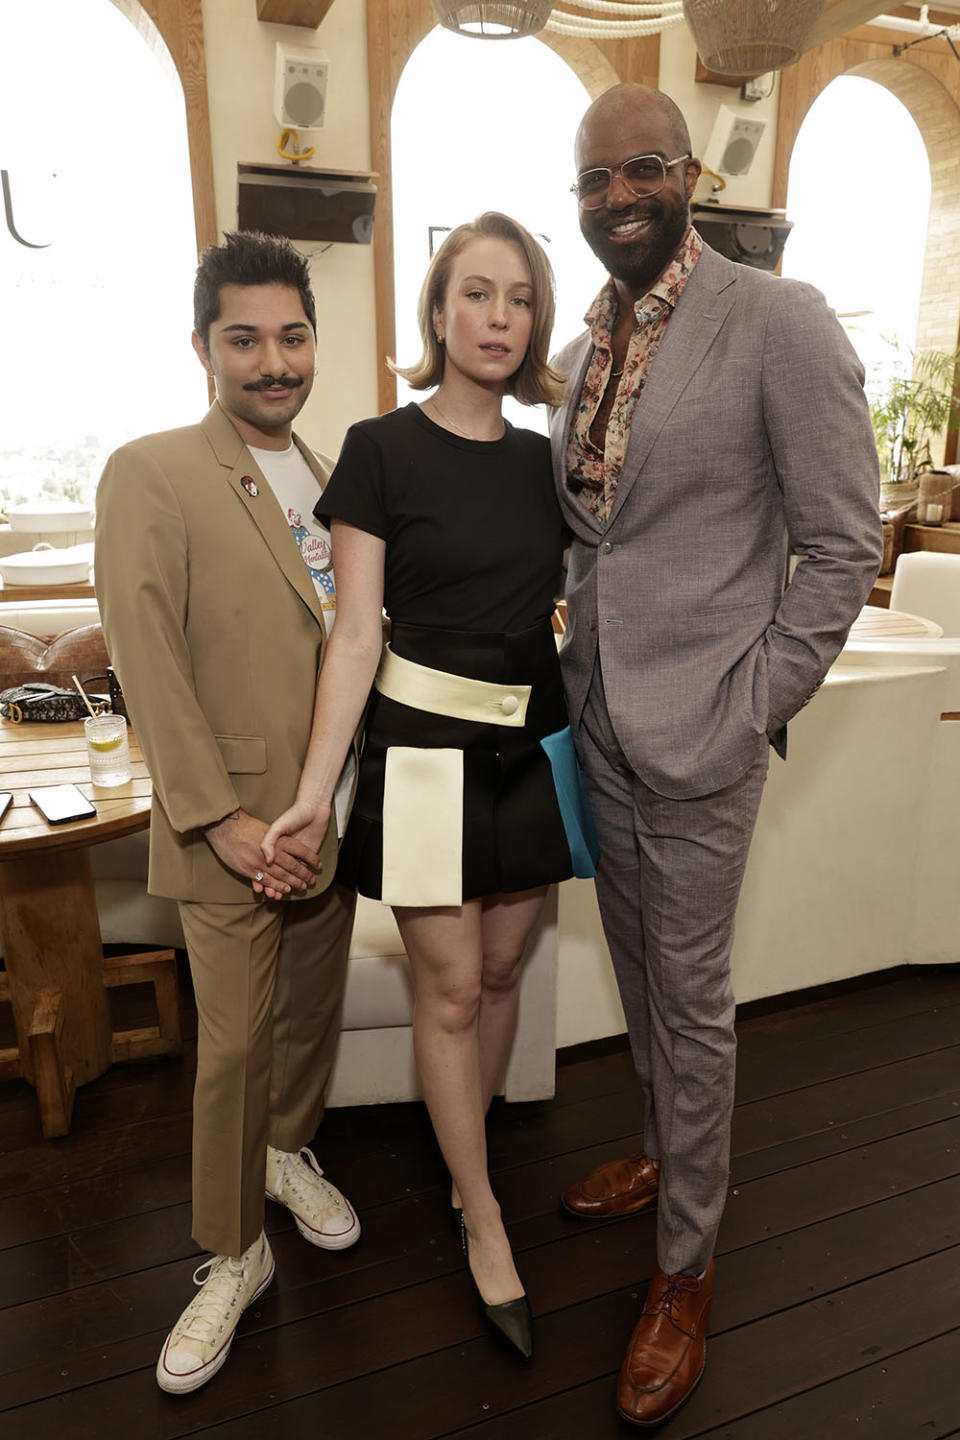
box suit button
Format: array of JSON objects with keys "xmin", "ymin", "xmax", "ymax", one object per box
[
  {"xmin": 600, "ymin": 541, "xmax": 613, "ymax": 554},
  {"xmin": 501, "ymin": 695, "xmax": 520, "ymax": 716}
]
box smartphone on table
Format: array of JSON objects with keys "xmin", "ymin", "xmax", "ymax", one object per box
[
  {"xmin": 28, "ymin": 785, "xmax": 97, "ymax": 825},
  {"xmin": 0, "ymin": 792, "xmax": 12, "ymax": 825}
]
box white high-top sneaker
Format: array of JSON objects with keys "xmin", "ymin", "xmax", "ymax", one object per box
[
  {"xmin": 266, "ymin": 1145, "xmax": 360, "ymax": 1250},
  {"xmin": 156, "ymin": 1232, "xmax": 275, "ymax": 1394}
]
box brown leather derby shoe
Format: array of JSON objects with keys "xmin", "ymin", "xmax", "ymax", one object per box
[
  {"xmin": 616, "ymin": 1260, "xmax": 714, "ymax": 1427},
  {"xmin": 561, "ymin": 1153, "xmax": 660, "ymax": 1219}
]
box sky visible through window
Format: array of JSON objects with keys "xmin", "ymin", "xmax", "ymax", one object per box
[
  {"xmin": 0, "ymin": 0, "xmax": 202, "ymax": 510},
  {"xmin": 782, "ymin": 74, "xmax": 931, "ymax": 401}
]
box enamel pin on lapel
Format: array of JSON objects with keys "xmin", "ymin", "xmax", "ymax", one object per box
[{"xmin": 241, "ymin": 475, "xmax": 259, "ymax": 497}]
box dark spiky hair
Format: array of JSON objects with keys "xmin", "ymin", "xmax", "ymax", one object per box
[{"xmin": 193, "ymin": 230, "xmax": 317, "ymax": 345}]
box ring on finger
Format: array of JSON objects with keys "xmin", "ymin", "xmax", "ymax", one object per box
[{"xmin": 254, "ymin": 870, "xmax": 264, "ymax": 883}]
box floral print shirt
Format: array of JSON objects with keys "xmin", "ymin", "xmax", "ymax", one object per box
[{"xmin": 567, "ymin": 226, "xmax": 702, "ymax": 527}]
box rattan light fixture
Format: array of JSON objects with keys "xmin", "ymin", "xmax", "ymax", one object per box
[
  {"xmin": 682, "ymin": 0, "xmax": 826, "ymax": 73},
  {"xmin": 430, "ymin": 0, "xmax": 554, "ymax": 37}
]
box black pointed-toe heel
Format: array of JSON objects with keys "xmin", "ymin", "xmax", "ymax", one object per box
[
  {"xmin": 464, "ymin": 1232, "xmax": 534, "ymax": 1360},
  {"xmin": 480, "ymin": 1293, "xmax": 534, "ymax": 1361}
]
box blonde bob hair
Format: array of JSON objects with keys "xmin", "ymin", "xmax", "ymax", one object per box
[{"xmin": 390, "ymin": 212, "xmax": 566, "ymax": 407}]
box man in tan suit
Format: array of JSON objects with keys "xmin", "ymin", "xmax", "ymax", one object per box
[{"xmin": 95, "ymin": 232, "xmax": 358, "ymax": 1394}]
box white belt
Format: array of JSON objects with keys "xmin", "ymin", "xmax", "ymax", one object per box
[{"xmin": 374, "ymin": 644, "xmax": 531, "ymax": 727}]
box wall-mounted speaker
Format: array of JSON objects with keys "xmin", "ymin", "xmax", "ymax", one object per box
[
  {"xmin": 237, "ymin": 163, "xmax": 377, "ymax": 245},
  {"xmin": 702, "ymin": 104, "xmax": 767, "ymax": 177},
  {"xmin": 691, "ymin": 202, "xmax": 793, "ymax": 272},
  {"xmin": 274, "ymin": 43, "xmax": 329, "ymax": 131}
]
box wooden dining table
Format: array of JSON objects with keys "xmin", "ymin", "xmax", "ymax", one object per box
[{"xmin": 0, "ymin": 718, "xmax": 181, "ymax": 1137}]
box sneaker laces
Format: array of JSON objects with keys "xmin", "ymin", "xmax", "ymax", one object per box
[
  {"xmin": 172, "ymin": 1253, "xmax": 249, "ymax": 1348},
  {"xmin": 275, "ymin": 1148, "xmax": 343, "ymax": 1218}
]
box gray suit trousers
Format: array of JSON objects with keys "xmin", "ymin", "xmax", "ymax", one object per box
[{"xmin": 579, "ymin": 660, "xmax": 768, "ymax": 1275}]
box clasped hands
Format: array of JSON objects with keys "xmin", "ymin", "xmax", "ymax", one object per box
[{"xmin": 203, "ymin": 801, "xmax": 331, "ymax": 901}]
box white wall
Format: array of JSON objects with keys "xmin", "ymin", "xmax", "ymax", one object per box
[
  {"xmin": 658, "ymin": 22, "xmax": 780, "ymax": 210},
  {"xmin": 201, "ymin": 0, "xmax": 378, "ymax": 457}
]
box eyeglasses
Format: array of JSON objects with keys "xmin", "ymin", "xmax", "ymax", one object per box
[{"xmin": 571, "ymin": 153, "xmax": 692, "ymax": 211}]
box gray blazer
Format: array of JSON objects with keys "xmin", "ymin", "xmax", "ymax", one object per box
[{"xmin": 550, "ymin": 243, "xmax": 884, "ymax": 800}]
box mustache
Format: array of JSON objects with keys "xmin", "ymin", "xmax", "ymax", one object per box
[{"xmin": 243, "ymin": 375, "xmax": 304, "ymax": 392}]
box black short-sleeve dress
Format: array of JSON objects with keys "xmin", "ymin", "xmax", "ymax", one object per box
[{"xmin": 316, "ymin": 402, "xmax": 595, "ymax": 905}]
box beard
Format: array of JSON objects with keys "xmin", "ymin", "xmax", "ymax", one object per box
[{"xmin": 582, "ymin": 196, "xmax": 690, "ymax": 297}]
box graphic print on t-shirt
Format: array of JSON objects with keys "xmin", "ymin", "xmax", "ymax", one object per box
[{"xmin": 287, "ymin": 508, "xmax": 335, "ymax": 601}]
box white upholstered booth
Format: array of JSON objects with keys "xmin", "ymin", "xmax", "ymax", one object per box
[
  {"xmin": 88, "ymin": 836, "xmax": 559, "ymax": 1106},
  {"xmin": 0, "ymin": 593, "xmax": 560, "ymax": 1106},
  {"xmin": 7, "ymin": 592, "xmax": 959, "ymax": 1090},
  {"xmin": 553, "ymin": 630, "xmax": 960, "ymax": 1050}
]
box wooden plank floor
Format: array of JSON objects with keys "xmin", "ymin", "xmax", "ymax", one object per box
[{"xmin": 1, "ymin": 962, "xmax": 959, "ymax": 1439}]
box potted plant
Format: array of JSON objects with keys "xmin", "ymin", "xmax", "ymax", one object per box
[{"xmin": 869, "ymin": 342, "xmax": 960, "ymax": 501}]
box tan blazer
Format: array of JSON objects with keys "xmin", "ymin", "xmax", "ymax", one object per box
[{"xmin": 95, "ymin": 403, "xmax": 339, "ymax": 903}]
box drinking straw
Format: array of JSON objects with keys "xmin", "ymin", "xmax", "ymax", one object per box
[{"xmin": 71, "ymin": 674, "xmax": 98, "ymax": 720}]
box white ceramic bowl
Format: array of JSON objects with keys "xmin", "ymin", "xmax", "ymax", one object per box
[
  {"xmin": 0, "ymin": 542, "xmax": 93, "ymax": 587},
  {"xmin": 5, "ymin": 502, "xmax": 93, "ymax": 533}
]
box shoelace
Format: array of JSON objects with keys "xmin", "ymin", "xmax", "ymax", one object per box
[
  {"xmin": 277, "ymin": 1149, "xmax": 341, "ymax": 1217},
  {"xmin": 644, "ymin": 1273, "xmax": 696, "ymax": 1327},
  {"xmin": 173, "ymin": 1254, "xmax": 248, "ymax": 1344}
]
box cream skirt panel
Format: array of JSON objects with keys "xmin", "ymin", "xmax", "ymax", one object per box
[{"xmin": 381, "ymin": 746, "xmax": 464, "ymax": 906}]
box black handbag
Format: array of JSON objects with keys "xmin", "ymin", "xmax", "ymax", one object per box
[{"xmin": 0, "ymin": 667, "xmax": 124, "ymax": 724}]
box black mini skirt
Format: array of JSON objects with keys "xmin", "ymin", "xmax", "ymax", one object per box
[{"xmin": 336, "ymin": 616, "xmax": 582, "ymax": 904}]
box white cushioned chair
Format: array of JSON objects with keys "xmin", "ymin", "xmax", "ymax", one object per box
[{"xmin": 890, "ymin": 551, "xmax": 960, "ymax": 636}]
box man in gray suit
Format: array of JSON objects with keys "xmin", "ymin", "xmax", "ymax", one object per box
[{"xmin": 551, "ymin": 84, "xmax": 882, "ymax": 1427}]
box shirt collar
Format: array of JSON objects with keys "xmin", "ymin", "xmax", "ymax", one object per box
[{"xmin": 584, "ymin": 225, "xmax": 703, "ymax": 343}]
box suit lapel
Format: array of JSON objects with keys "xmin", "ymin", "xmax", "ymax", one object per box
[
  {"xmin": 551, "ymin": 336, "xmax": 602, "ymax": 535},
  {"xmin": 606, "ymin": 250, "xmax": 738, "ymax": 529},
  {"xmin": 201, "ymin": 404, "xmax": 327, "ymax": 629}
]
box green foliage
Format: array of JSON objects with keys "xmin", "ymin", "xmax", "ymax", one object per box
[
  {"xmin": 0, "ymin": 442, "xmax": 104, "ymax": 511},
  {"xmin": 870, "ymin": 343, "xmax": 960, "ymax": 485}
]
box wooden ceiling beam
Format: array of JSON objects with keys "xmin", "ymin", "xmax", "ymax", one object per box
[
  {"xmin": 809, "ymin": 0, "xmax": 908, "ymax": 47},
  {"xmin": 256, "ymin": 0, "xmax": 335, "ymax": 27}
]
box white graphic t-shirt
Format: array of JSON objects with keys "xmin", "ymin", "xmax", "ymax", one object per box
[{"xmin": 248, "ymin": 441, "xmax": 355, "ymax": 836}]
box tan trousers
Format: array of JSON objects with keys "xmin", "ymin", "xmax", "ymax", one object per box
[{"xmin": 178, "ymin": 884, "xmax": 355, "ymax": 1257}]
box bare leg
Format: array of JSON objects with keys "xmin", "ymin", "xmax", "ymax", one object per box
[
  {"xmin": 476, "ymin": 887, "xmax": 548, "ymax": 1114},
  {"xmin": 434, "ymin": 888, "xmax": 547, "ymax": 1208},
  {"xmin": 394, "ymin": 889, "xmax": 544, "ymax": 1307}
]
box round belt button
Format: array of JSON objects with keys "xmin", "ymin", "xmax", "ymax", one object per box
[
  {"xmin": 501, "ymin": 695, "xmax": 520, "ymax": 716},
  {"xmin": 601, "ymin": 541, "xmax": 613, "ymax": 554}
]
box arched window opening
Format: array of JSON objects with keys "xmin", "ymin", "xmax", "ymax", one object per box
[
  {"xmin": 390, "ymin": 27, "xmax": 605, "ymax": 432},
  {"xmin": 782, "ymin": 74, "xmax": 931, "ymax": 405},
  {"xmin": 0, "ymin": 0, "xmax": 203, "ymax": 511}
]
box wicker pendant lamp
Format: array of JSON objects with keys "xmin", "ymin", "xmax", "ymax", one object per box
[
  {"xmin": 430, "ymin": 0, "xmax": 554, "ymax": 38},
  {"xmin": 682, "ymin": 0, "xmax": 826, "ymax": 73}
]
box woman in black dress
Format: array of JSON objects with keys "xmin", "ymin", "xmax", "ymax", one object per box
[{"xmin": 264, "ymin": 213, "xmax": 596, "ymax": 1359}]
